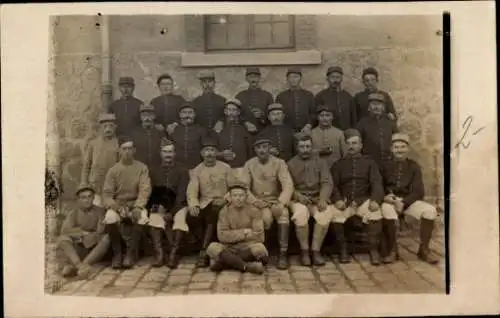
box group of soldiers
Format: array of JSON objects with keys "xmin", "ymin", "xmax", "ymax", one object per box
[{"xmin": 56, "ymin": 66, "xmax": 439, "ymax": 279}]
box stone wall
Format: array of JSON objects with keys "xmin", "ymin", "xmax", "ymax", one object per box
[{"xmin": 50, "ymin": 15, "xmax": 444, "ymax": 203}]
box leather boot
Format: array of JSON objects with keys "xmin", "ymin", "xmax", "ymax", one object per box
[
  {"xmin": 382, "ymin": 219, "xmax": 397, "ymax": 264},
  {"xmin": 164, "ymin": 224, "xmax": 174, "ymax": 251},
  {"xmin": 196, "ymin": 223, "xmax": 214, "ymax": 268},
  {"xmin": 150, "ymin": 227, "xmax": 164, "ymax": 267},
  {"xmin": 332, "ymin": 223, "xmax": 350, "ymax": 263},
  {"xmin": 311, "ymin": 223, "xmax": 328, "ymax": 266},
  {"xmin": 366, "ymin": 220, "xmax": 382, "ymax": 266},
  {"xmin": 167, "ymin": 230, "xmax": 183, "ymax": 269},
  {"xmin": 276, "ymin": 223, "xmax": 289, "ymax": 270},
  {"xmin": 418, "ymin": 218, "xmax": 439, "ymax": 264},
  {"xmin": 122, "ymin": 224, "xmax": 142, "ymax": 269},
  {"xmin": 106, "ymin": 224, "xmax": 122, "ymax": 269},
  {"xmin": 296, "ymin": 225, "xmax": 311, "ymax": 266},
  {"xmin": 219, "ymin": 249, "xmax": 246, "ymax": 272}
]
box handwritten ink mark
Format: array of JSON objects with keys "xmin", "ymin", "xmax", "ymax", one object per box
[{"xmin": 453, "ymin": 115, "xmax": 485, "ymax": 151}]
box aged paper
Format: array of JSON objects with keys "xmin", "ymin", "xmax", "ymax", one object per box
[{"xmin": 2, "ymin": 1, "xmax": 498, "ymax": 316}]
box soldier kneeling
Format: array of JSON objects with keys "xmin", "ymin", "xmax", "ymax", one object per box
[{"xmin": 206, "ymin": 183, "xmax": 268, "ymax": 274}]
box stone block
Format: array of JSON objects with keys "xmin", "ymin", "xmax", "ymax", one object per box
[
  {"xmin": 188, "ymin": 281, "xmax": 213, "ymax": 290},
  {"xmin": 127, "ymin": 288, "xmax": 157, "ymax": 298}
]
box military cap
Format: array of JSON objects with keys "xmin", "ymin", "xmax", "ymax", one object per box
[
  {"xmin": 253, "ymin": 138, "xmax": 272, "ymax": 147},
  {"xmin": 160, "ymin": 137, "xmax": 174, "ymax": 148},
  {"xmin": 228, "ymin": 181, "xmax": 248, "ymax": 192},
  {"xmin": 267, "ymin": 103, "xmax": 284, "ymax": 113},
  {"xmin": 368, "ymin": 92, "xmax": 386, "ymax": 103},
  {"xmin": 246, "ymin": 67, "xmax": 261, "ymax": 76},
  {"xmin": 118, "ymin": 76, "xmax": 135, "ymax": 86},
  {"xmin": 98, "ymin": 113, "xmax": 116, "ymax": 123},
  {"xmin": 326, "ymin": 66, "xmax": 343, "ymax": 76},
  {"xmin": 224, "ymin": 98, "xmax": 242, "ymax": 108},
  {"xmin": 315, "ymin": 105, "xmax": 333, "ymax": 114},
  {"xmin": 344, "ymin": 128, "xmax": 361, "ymax": 141},
  {"xmin": 286, "ymin": 67, "xmax": 302, "ymax": 76},
  {"xmin": 201, "ymin": 138, "xmax": 219, "ymax": 149},
  {"xmin": 362, "ymin": 67, "xmax": 379, "ymax": 78},
  {"xmin": 197, "ymin": 70, "xmax": 215, "ymax": 80},
  {"xmin": 178, "ymin": 102, "xmax": 195, "ymax": 112},
  {"xmin": 392, "ymin": 133, "xmax": 410, "ymax": 144},
  {"xmin": 156, "ymin": 73, "xmax": 173, "ymax": 85},
  {"xmin": 139, "ymin": 103, "xmax": 156, "ymax": 113},
  {"xmin": 118, "ymin": 135, "xmax": 134, "ymax": 147},
  {"xmin": 75, "ymin": 184, "xmax": 95, "ymax": 196}
]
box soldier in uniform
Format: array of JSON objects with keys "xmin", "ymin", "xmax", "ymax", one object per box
[
  {"xmin": 173, "ymin": 139, "xmax": 233, "ymax": 268},
  {"xmin": 287, "ymin": 134, "xmax": 335, "ymax": 266},
  {"xmin": 130, "ymin": 103, "xmax": 166, "ymax": 188},
  {"xmin": 150, "ymin": 73, "xmax": 187, "ymax": 133},
  {"xmin": 102, "ymin": 136, "xmax": 152, "ymax": 270},
  {"xmin": 216, "ymin": 98, "xmax": 254, "ymax": 168},
  {"xmin": 168, "ymin": 103, "xmax": 208, "ymax": 169},
  {"xmin": 80, "ymin": 113, "xmax": 119, "ymax": 207},
  {"xmin": 191, "ymin": 70, "xmax": 227, "ymax": 133},
  {"xmin": 108, "ymin": 77, "xmax": 143, "ymax": 137},
  {"xmin": 257, "ymin": 103, "xmax": 296, "ymax": 161},
  {"xmin": 380, "ymin": 133, "xmax": 439, "ymax": 264},
  {"xmin": 314, "ymin": 66, "xmax": 355, "ymax": 130},
  {"xmin": 206, "ymin": 183, "xmax": 268, "ymax": 275},
  {"xmin": 352, "ymin": 67, "xmax": 397, "ymax": 124},
  {"xmin": 276, "ymin": 67, "xmax": 316, "ymax": 134},
  {"xmin": 240, "ymin": 138, "xmax": 294, "ymax": 270},
  {"xmin": 356, "ymin": 92, "xmax": 399, "ymax": 166},
  {"xmin": 235, "ymin": 67, "xmax": 274, "ymax": 132},
  {"xmin": 56, "ymin": 185, "xmax": 109, "ymax": 278},
  {"xmin": 330, "ymin": 129, "xmax": 385, "ymax": 265},
  {"xmin": 310, "ymin": 105, "xmax": 347, "ymax": 168}
]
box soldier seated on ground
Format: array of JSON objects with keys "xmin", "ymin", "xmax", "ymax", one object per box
[
  {"xmin": 56, "ymin": 184, "xmax": 110, "ymax": 279},
  {"xmin": 206, "ymin": 183, "xmax": 268, "ymax": 275}
]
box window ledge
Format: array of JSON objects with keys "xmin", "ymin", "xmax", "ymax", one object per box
[{"xmin": 181, "ymin": 50, "xmax": 322, "ymax": 67}]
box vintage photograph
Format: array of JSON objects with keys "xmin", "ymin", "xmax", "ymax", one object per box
[{"xmin": 45, "ymin": 13, "xmax": 446, "ymax": 297}]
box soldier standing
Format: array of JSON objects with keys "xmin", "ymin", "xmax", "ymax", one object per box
[
  {"xmin": 257, "ymin": 103, "xmax": 296, "ymax": 161},
  {"xmin": 150, "ymin": 73, "xmax": 187, "ymax": 133},
  {"xmin": 80, "ymin": 113, "xmax": 119, "ymax": 207},
  {"xmin": 108, "ymin": 77, "xmax": 143, "ymax": 137},
  {"xmin": 314, "ymin": 66, "xmax": 355, "ymax": 130},
  {"xmin": 276, "ymin": 68, "xmax": 316, "ymax": 134}
]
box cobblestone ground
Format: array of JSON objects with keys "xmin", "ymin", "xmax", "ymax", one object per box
[{"xmin": 49, "ymin": 219, "xmax": 445, "ymax": 297}]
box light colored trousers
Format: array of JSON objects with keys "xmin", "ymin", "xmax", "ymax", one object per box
[
  {"xmin": 207, "ymin": 241, "xmax": 268, "ymax": 260},
  {"xmin": 381, "ymin": 200, "xmax": 438, "ymax": 220},
  {"xmin": 330, "ymin": 200, "xmax": 383, "ymax": 224},
  {"xmin": 288, "ymin": 202, "xmax": 336, "ymax": 227}
]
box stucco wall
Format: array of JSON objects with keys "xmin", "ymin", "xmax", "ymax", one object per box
[{"xmin": 50, "ymin": 15, "xmax": 443, "ymax": 202}]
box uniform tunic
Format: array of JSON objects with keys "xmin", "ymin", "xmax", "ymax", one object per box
[
  {"xmin": 380, "ymin": 158, "xmax": 425, "ymax": 209},
  {"xmin": 314, "ymin": 88, "xmax": 355, "ymax": 130},
  {"xmin": 356, "ymin": 115, "xmax": 398, "ymax": 165},
  {"xmin": 108, "ymin": 96, "xmax": 143, "ymax": 137},
  {"xmin": 310, "ymin": 126, "xmax": 347, "ymax": 167},
  {"xmin": 257, "ymin": 124, "xmax": 295, "ymax": 161},
  {"xmin": 130, "ymin": 126, "xmax": 166, "ymax": 186},
  {"xmin": 186, "ymin": 161, "xmax": 232, "ymax": 209},
  {"xmin": 60, "ymin": 205, "xmax": 106, "ymax": 248},
  {"xmin": 158, "ymin": 163, "xmax": 190, "ymax": 213},
  {"xmin": 191, "ymin": 92, "xmax": 227, "ymax": 130},
  {"xmin": 331, "ymin": 155, "xmax": 384, "ymax": 206},
  {"xmin": 352, "ymin": 89, "xmax": 397, "ymax": 124},
  {"xmin": 217, "ymin": 122, "xmax": 254, "ymax": 168},
  {"xmin": 168, "ymin": 123, "xmax": 208, "ymax": 169},
  {"xmin": 217, "ymin": 204, "xmax": 265, "ymax": 244},
  {"xmin": 235, "ymin": 87, "xmax": 274, "ymax": 131},
  {"xmin": 81, "ymin": 137, "xmax": 119, "ymax": 193},
  {"xmin": 276, "ymin": 88, "xmax": 316, "ymax": 131},
  {"xmin": 287, "ymin": 154, "xmax": 333, "ymax": 203},
  {"xmin": 150, "ymin": 93, "xmax": 187, "ymax": 127},
  {"xmin": 102, "ymin": 160, "xmax": 152, "ymax": 209},
  {"xmin": 241, "ymin": 156, "xmax": 294, "ymax": 204}
]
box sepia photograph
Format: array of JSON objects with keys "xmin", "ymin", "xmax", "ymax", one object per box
[{"xmin": 44, "ymin": 12, "xmax": 447, "ymax": 297}]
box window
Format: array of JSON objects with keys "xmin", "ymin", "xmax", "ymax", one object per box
[{"xmin": 205, "ymin": 15, "xmax": 295, "ymax": 51}]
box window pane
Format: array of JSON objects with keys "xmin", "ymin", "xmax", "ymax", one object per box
[
  {"xmin": 253, "ymin": 23, "xmax": 272, "ymax": 46},
  {"xmin": 272, "ymin": 15, "xmax": 290, "ymax": 22},
  {"xmin": 207, "ymin": 24, "xmax": 228, "ymax": 48},
  {"xmin": 227, "ymin": 23, "xmax": 248, "ymax": 48},
  {"xmin": 272, "ymin": 22, "xmax": 291, "ymax": 46},
  {"xmin": 228, "ymin": 15, "xmax": 246, "ymax": 23},
  {"xmin": 253, "ymin": 15, "xmax": 271, "ymax": 22},
  {"xmin": 208, "ymin": 15, "xmax": 228, "ymax": 24}
]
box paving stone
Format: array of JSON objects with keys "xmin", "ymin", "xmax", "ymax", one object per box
[
  {"xmin": 386, "ymin": 262, "xmax": 410, "ymax": 272},
  {"xmin": 169, "ymin": 268, "xmax": 193, "ymax": 276},
  {"xmin": 100, "ymin": 267, "xmax": 122, "ymax": 275},
  {"xmin": 323, "ymin": 282, "xmax": 354, "ymax": 293},
  {"xmin": 214, "ymin": 285, "xmax": 241, "ymax": 294},
  {"xmin": 141, "ymin": 271, "xmax": 169, "ymax": 282},
  {"xmin": 350, "ymin": 279, "xmax": 378, "ymax": 287},
  {"xmin": 166, "ymin": 274, "xmax": 191, "ymax": 284},
  {"xmin": 242, "ymin": 273, "xmax": 266, "ymax": 281},
  {"xmin": 291, "ymin": 270, "xmax": 315, "ymax": 280},
  {"xmin": 99, "ymin": 286, "xmax": 134, "ymax": 297},
  {"xmin": 354, "ymin": 285, "xmax": 384, "ymax": 293},
  {"xmin": 269, "ymin": 283, "xmax": 296, "ymax": 293},
  {"xmin": 191, "ymin": 272, "xmax": 217, "ymax": 282},
  {"xmin": 267, "ymin": 277, "xmax": 292, "ymax": 285},
  {"xmin": 342, "ymin": 270, "xmax": 370, "ymax": 280},
  {"xmin": 177, "ymin": 263, "xmax": 195, "ymax": 269},
  {"xmin": 318, "ymin": 274, "xmax": 344, "ymax": 284},
  {"xmin": 241, "ymin": 281, "xmax": 266, "ymax": 289},
  {"xmin": 127, "ymin": 288, "xmax": 157, "ymax": 297},
  {"xmin": 77, "ymin": 281, "xmax": 107, "ymax": 293},
  {"xmin": 187, "ymin": 281, "xmax": 213, "ymax": 290},
  {"xmin": 72, "ymin": 289, "xmax": 104, "ymax": 296},
  {"xmin": 240, "ymin": 287, "xmax": 268, "ymax": 294},
  {"xmin": 160, "ymin": 285, "xmax": 187, "ymax": 294},
  {"xmin": 271, "ymin": 288, "xmax": 296, "ymax": 294},
  {"xmin": 56, "ymin": 280, "xmax": 87, "ymax": 294},
  {"xmin": 113, "ymin": 275, "xmax": 141, "ymax": 287},
  {"xmin": 187, "ymin": 289, "xmax": 213, "ymax": 294},
  {"xmin": 370, "ymin": 272, "xmax": 400, "ymax": 284},
  {"xmin": 316, "ymin": 267, "xmax": 342, "ymax": 275},
  {"xmin": 136, "ymin": 281, "xmax": 162, "ymax": 290}
]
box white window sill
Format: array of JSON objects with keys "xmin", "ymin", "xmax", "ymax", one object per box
[{"xmin": 181, "ymin": 50, "xmax": 322, "ymax": 67}]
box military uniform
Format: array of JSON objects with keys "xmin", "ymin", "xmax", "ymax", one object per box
[
  {"xmin": 108, "ymin": 77, "xmax": 143, "ymax": 137},
  {"xmin": 56, "ymin": 185, "xmax": 110, "ymax": 278},
  {"xmin": 379, "ymin": 133, "xmax": 439, "ymax": 264},
  {"xmin": 150, "ymin": 92, "xmax": 187, "ymax": 129},
  {"xmin": 257, "ymin": 103, "xmax": 296, "ymax": 161},
  {"xmin": 80, "ymin": 113, "xmax": 119, "ymax": 206},
  {"xmin": 191, "ymin": 70, "xmax": 227, "ymax": 131},
  {"xmin": 314, "ymin": 67, "xmax": 356, "ymax": 130},
  {"xmin": 287, "ymin": 153, "xmax": 334, "ymax": 266},
  {"xmin": 310, "ymin": 106, "xmax": 347, "ymax": 168},
  {"xmin": 356, "ymin": 93, "xmax": 399, "ymax": 165},
  {"xmin": 330, "ymin": 129, "xmax": 385, "ymax": 265},
  {"xmin": 276, "ymin": 68, "xmax": 316, "ymax": 132}
]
